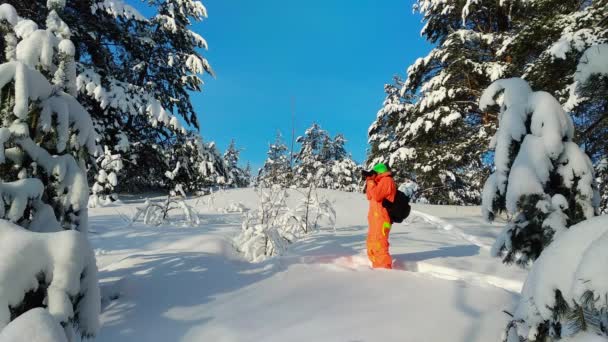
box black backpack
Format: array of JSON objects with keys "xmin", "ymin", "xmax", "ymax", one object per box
[{"xmin": 382, "ymin": 190, "xmax": 411, "ymax": 224}]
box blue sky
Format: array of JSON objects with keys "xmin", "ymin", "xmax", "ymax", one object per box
[{"xmin": 160, "ymin": 1, "xmax": 430, "ymax": 170}]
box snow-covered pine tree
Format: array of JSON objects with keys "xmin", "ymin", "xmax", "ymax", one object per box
[
  {"xmin": 257, "ymin": 132, "xmax": 292, "ymax": 187},
  {"xmin": 293, "ymin": 123, "xmax": 330, "ymax": 188},
  {"xmin": 328, "ymin": 158, "xmax": 361, "ymax": 192},
  {"xmin": 0, "ymin": 3, "xmax": 99, "ymax": 339},
  {"xmin": 8, "ymin": 0, "xmax": 214, "ymax": 199},
  {"xmin": 481, "ymin": 78, "xmax": 599, "ymax": 267},
  {"xmin": 292, "ymin": 124, "xmax": 360, "ymax": 191},
  {"xmin": 194, "ymin": 138, "xmax": 230, "ymax": 189},
  {"xmin": 373, "ymin": 0, "xmax": 514, "ymax": 205},
  {"xmin": 223, "ymin": 139, "xmax": 249, "ymax": 188},
  {"xmin": 331, "ymin": 134, "xmax": 348, "ymax": 161},
  {"xmin": 497, "ymin": 1, "xmax": 608, "ymax": 213},
  {"xmin": 243, "ymin": 162, "xmax": 253, "ymax": 187},
  {"xmin": 367, "ymin": 77, "xmax": 411, "ymax": 180},
  {"xmin": 326, "ymin": 134, "xmax": 361, "ymax": 192}
]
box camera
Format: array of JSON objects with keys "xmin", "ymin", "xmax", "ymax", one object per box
[{"xmin": 361, "ymin": 169, "xmax": 376, "ymax": 180}]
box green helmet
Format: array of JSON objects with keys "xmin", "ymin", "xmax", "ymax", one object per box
[{"xmin": 373, "ymin": 163, "xmax": 389, "ymax": 174}]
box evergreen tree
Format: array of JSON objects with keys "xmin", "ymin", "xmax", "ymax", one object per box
[
  {"xmin": 192, "ymin": 137, "xmax": 230, "ymax": 190},
  {"xmin": 223, "ymin": 139, "xmax": 249, "ymax": 188},
  {"xmin": 367, "ymin": 77, "xmax": 414, "ymax": 184},
  {"xmin": 371, "ymin": 1, "xmax": 606, "ymax": 206},
  {"xmin": 243, "ymin": 162, "xmax": 253, "ymax": 187},
  {"xmin": 293, "ymin": 123, "xmax": 329, "ymax": 188},
  {"xmin": 258, "ymin": 132, "xmax": 292, "ymax": 187},
  {"xmin": 292, "ymin": 123, "xmax": 361, "ymax": 191},
  {"xmin": 7, "ymin": 0, "xmax": 215, "ymax": 199},
  {"xmin": 501, "ymin": 1, "xmax": 608, "ymax": 200},
  {"xmin": 369, "ymin": 0, "xmax": 515, "ymax": 205},
  {"xmin": 0, "ymin": 3, "xmax": 99, "ymax": 338},
  {"xmin": 331, "ymin": 134, "xmax": 348, "ymax": 161},
  {"xmin": 481, "ymin": 78, "xmax": 598, "ymax": 267}
]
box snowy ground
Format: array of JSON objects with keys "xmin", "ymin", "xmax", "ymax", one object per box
[{"xmin": 89, "ymin": 189, "xmax": 525, "ymax": 342}]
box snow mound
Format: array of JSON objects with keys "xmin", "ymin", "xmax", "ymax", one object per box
[{"xmin": 0, "ymin": 308, "xmax": 67, "ymax": 342}]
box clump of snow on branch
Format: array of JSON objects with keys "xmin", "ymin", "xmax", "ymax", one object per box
[
  {"xmin": 75, "ymin": 68, "xmax": 186, "ymax": 133},
  {"xmin": 565, "ymin": 44, "xmax": 608, "ymax": 111},
  {"xmin": 90, "ymin": 0, "xmax": 146, "ymax": 21}
]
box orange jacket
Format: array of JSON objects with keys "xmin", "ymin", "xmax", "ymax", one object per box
[{"xmin": 366, "ymin": 172, "xmax": 397, "ymax": 225}]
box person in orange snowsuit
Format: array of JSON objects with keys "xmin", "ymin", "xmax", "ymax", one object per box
[{"xmin": 364, "ymin": 163, "xmax": 397, "ymax": 269}]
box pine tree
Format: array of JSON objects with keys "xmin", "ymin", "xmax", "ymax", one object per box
[
  {"xmin": 7, "ymin": 0, "xmax": 215, "ymax": 199},
  {"xmin": 243, "ymin": 162, "xmax": 253, "ymax": 187},
  {"xmin": 258, "ymin": 132, "xmax": 292, "ymax": 187},
  {"xmin": 501, "ymin": 1, "xmax": 608, "ymax": 197},
  {"xmin": 292, "ymin": 124, "xmax": 361, "ymax": 191},
  {"xmin": 293, "ymin": 123, "xmax": 329, "ymax": 188},
  {"xmin": 369, "ymin": 0, "xmax": 515, "ymax": 205},
  {"xmin": 494, "ymin": 43, "xmax": 608, "ymax": 342},
  {"xmin": 0, "ymin": 3, "xmax": 99, "ymax": 338},
  {"xmin": 223, "ymin": 139, "xmax": 249, "ymax": 188},
  {"xmin": 191, "ymin": 136, "xmax": 230, "ymax": 190},
  {"xmin": 367, "ymin": 77, "xmax": 416, "ymax": 186},
  {"xmin": 481, "ymin": 78, "xmax": 598, "ymax": 267}
]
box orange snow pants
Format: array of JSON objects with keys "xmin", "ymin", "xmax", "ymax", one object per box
[
  {"xmin": 367, "ymin": 203, "xmax": 392, "ymax": 269},
  {"xmin": 365, "ymin": 173, "xmax": 396, "ymax": 269}
]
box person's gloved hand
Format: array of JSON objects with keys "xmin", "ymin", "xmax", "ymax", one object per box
[{"xmin": 361, "ymin": 169, "xmax": 376, "ymax": 180}]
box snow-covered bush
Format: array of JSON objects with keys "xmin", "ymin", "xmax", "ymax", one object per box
[
  {"xmin": 234, "ymin": 186, "xmax": 291, "ymax": 262},
  {"xmin": 504, "ymin": 215, "xmax": 608, "ymax": 341},
  {"xmin": 132, "ymin": 162, "xmax": 200, "ymax": 227},
  {"xmin": 0, "ymin": 3, "xmax": 99, "ymax": 339},
  {"xmin": 220, "ymin": 202, "xmax": 247, "ymax": 214},
  {"xmin": 235, "ymin": 185, "xmax": 336, "ymax": 262},
  {"xmin": 481, "ymin": 78, "xmax": 598, "ymax": 267},
  {"xmin": 293, "ymin": 184, "xmax": 336, "ymax": 234}
]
